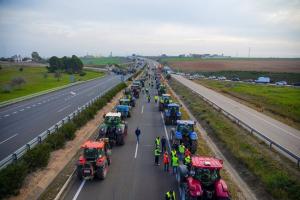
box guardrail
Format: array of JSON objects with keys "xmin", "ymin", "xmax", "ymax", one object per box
[{"xmin": 190, "ymin": 90, "xmax": 300, "ymax": 167}]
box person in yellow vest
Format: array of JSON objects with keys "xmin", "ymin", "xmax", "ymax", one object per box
[
  {"xmin": 154, "ymin": 95, "xmax": 159, "ymax": 103},
  {"xmin": 171, "ymin": 154, "xmax": 179, "ymax": 174},
  {"xmin": 184, "ymin": 155, "xmax": 191, "ymax": 169},
  {"xmin": 155, "ymin": 136, "xmax": 161, "ymax": 149},
  {"xmin": 178, "ymin": 143, "xmax": 185, "ymax": 161},
  {"xmin": 165, "ymin": 190, "xmax": 176, "ymax": 200},
  {"xmin": 154, "ymin": 147, "xmax": 161, "ymax": 166},
  {"xmin": 171, "ymin": 149, "xmax": 177, "ymax": 158}
]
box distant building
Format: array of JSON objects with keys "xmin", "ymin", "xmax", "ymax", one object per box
[{"xmin": 178, "ymin": 54, "xmax": 185, "ymax": 57}]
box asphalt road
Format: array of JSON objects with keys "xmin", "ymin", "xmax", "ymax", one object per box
[
  {"xmin": 63, "ymin": 63, "xmax": 179, "ymax": 200},
  {"xmin": 172, "ymin": 74, "xmax": 300, "ymax": 160},
  {"xmin": 0, "ymin": 74, "xmax": 127, "ymax": 160}
]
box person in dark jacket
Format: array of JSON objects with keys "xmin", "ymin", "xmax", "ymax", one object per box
[{"xmin": 161, "ymin": 136, "xmax": 166, "ymax": 153}]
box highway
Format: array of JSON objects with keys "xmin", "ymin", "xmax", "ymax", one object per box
[
  {"xmin": 0, "ymin": 74, "xmax": 126, "ymax": 160},
  {"xmin": 63, "ymin": 65, "xmax": 179, "ymax": 200},
  {"xmin": 172, "ymin": 74, "xmax": 300, "ymax": 161}
]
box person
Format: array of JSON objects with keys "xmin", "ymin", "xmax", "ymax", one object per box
[
  {"xmin": 165, "ymin": 190, "xmax": 176, "ymax": 200},
  {"xmin": 184, "ymin": 148, "xmax": 191, "ymax": 157},
  {"xmin": 154, "ymin": 95, "xmax": 158, "ymax": 103},
  {"xmin": 154, "ymin": 147, "xmax": 161, "ymax": 166},
  {"xmin": 135, "ymin": 127, "xmax": 141, "ymax": 143},
  {"xmin": 161, "ymin": 136, "xmax": 166, "ymax": 152},
  {"xmin": 171, "ymin": 149, "xmax": 177, "ymax": 158},
  {"xmin": 171, "ymin": 154, "xmax": 179, "ymax": 174},
  {"xmin": 178, "ymin": 143, "xmax": 185, "ymax": 161},
  {"xmin": 163, "ymin": 152, "xmax": 170, "ymax": 172},
  {"xmin": 155, "ymin": 136, "xmax": 160, "ymax": 149},
  {"xmin": 147, "ymin": 95, "xmax": 151, "ymax": 103},
  {"xmin": 184, "ymin": 154, "xmax": 191, "ymax": 168}
]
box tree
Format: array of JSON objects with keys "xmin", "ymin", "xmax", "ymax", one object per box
[
  {"xmin": 31, "ymin": 52, "xmax": 42, "ymax": 62},
  {"xmin": 48, "ymin": 56, "xmax": 61, "ymax": 72},
  {"xmin": 54, "ymin": 71, "xmax": 62, "ymax": 81}
]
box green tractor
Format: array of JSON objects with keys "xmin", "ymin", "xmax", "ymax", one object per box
[
  {"xmin": 158, "ymin": 84, "xmax": 167, "ymax": 96},
  {"xmin": 98, "ymin": 112, "xmax": 128, "ymax": 146},
  {"xmin": 159, "ymin": 94, "xmax": 172, "ymax": 111}
]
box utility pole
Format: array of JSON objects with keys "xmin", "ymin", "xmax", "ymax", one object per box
[{"xmin": 248, "ymin": 47, "xmax": 251, "ymax": 58}]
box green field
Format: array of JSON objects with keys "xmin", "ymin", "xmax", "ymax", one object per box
[
  {"xmin": 80, "ymin": 57, "xmax": 125, "ymax": 65},
  {"xmin": 0, "ymin": 66, "xmax": 104, "ymax": 103},
  {"xmin": 195, "ymin": 79, "xmax": 300, "ymax": 129}
]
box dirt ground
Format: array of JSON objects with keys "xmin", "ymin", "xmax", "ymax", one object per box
[
  {"xmin": 8, "ymin": 91, "xmax": 124, "ymax": 200},
  {"xmin": 169, "ymin": 60, "xmax": 300, "ymax": 73}
]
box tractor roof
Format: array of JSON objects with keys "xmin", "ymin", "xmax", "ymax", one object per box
[
  {"xmin": 81, "ymin": 140, "xmax": 104, "ymax": 149},
  {"xmin": 176, "ymin": 120, "xmax": 195, "ymax": 125},
  {"xmin": 192, "ymin": 156, "xmax": 223, "ymax": 169},
  {"xmin": 168, "ymin": 103, "xmax": 179, "ymax": 107},
  {"xmin": 106, "ymin": 112, "xmax": 121, "ymax": 117},
  {"xmin": 162, "ymin": 94, "xmax": 171, "ymax": 97},
  {"xmin": 120, "ymin": 98, "xmax": 130, "ymax": 101}
]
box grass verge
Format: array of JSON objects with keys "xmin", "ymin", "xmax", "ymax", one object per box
[
  {"xmin": 168, "ymin": 78, "xmax": 300, "ymax": 200},
  {"xmin": 0, "ymin": 82, "xmax": 127, "ymax": 199},
  {"xmin": 195, "ymin": 79, "xmax": 300, "ymax": 129},
  {"xmin": 0, "ymin": 66, "xmax": 105, "ymax": 103}
]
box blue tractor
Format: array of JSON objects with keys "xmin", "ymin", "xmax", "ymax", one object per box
[
  {"xmin": 117, "ymin": 99, "xmax": 131, "ymax": 119},
  {"xmin": 164, "ymin": 103, "xmax": 181, "ymax": 125},
  {"xmin": 170, "ymin": 120, "xmax": 198, "ymax": 154}
]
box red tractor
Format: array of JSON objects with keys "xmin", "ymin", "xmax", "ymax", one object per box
[
  {"xmin": 177, "ymin": 156, "xmax": 230, "ymax": 200},
  {"xmin": 76, "ymin": 138, "xmax": 111, "ymax": 180}
]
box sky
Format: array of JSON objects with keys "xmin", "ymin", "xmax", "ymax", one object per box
[{"xmin": 0, "ymin": 0, "xmax": 300, "ymax": 58}]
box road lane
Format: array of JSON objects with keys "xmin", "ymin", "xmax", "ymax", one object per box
[
  {"xmin": 172, "ymin": 74, "xmax": 300, "ymax": 160},
  {"xmin": 0, "ymin": 74, "xmax": 126, "ymax": 160}
]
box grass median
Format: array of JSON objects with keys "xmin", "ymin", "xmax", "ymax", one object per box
[
  {"xmin": 0, "ymin": 65, "xmax": 105, "ymax": 103},
  {"xmin": 0, "ymin": 82, "xmax": 127, "ymax": 199},
  {"xmin": 168, "ymin": 78, "xmax": 300, "ymax": 200},
  {"xmin": 195, "ymin": 79, "xmax": 300, "ymax": 129}
]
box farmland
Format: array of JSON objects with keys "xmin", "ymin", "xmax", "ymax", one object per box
[
  {"xmin": 194, "ymin": 79, "xmax": 300, "ymax": 129},
  {"xmin": 0, "ymin": 65, "xmax": 104, "ymax": 103},
  {"xmin": 163, "ymin": 57, "xmax": 300, "ymax": 73}
]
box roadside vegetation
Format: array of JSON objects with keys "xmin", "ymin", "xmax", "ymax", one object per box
[
  {"xmin": 0, "ymin": 82, "xmax": 127, "ymax": 199},
  {"xmin": 195, "ymin": 79, "xmax": 300, "ymax": 129},
  {"xmin": 0, "ymin": 66, "xmax": 104, "ymax": 103},
  {"xmin": 168, "ymin": 78, "xmax": 300, "ymax": 200}
]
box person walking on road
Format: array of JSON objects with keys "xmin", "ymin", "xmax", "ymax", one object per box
[
  {"xmin": 154, "ymin": 147, "xmax": 161, "ymax": 166},
  {"xmin": 147, "ymin": 95, "xmax": 151, "ymax": 103},
  {"xmin": 161, "ymin": 136, "xmax": 166, "ymax": 153},
  {"xmin": 155, "ymin": 136, "xmax": 161, "ymax": 149},
  {"xmin": 165, "ymin": 190, "xmax": 176, "ymax": 200},
  {"xmin": 135, "ymin": 127, "xmax": 141, "ymax": 143},
  {"xmin": 154, "ymin": 95, "xmax": 159, "ymax": 103},
  {"xmin": 184, "ymin": 154, "xmax": 191, "ymax": 169},
  {"xmin": 171, "ymin": 149, "xmax": 177, "ymax": 158},
  {"xmin": 163, "ymin": 152, "xmax": 170, "ymax": 172},
  {"xmin": 184, "ymin": 148, "xmax": 191, "ymax": 157},
  {"xmin": 171, "ymin": 154, "xmax": 179, "ymax": 174},
  {"xmin": 178, "ymin": 143, "xmax": 185, "ymax": 161}
]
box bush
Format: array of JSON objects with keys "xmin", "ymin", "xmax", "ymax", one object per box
[
  {"xmin": 2, "ymin": 84, "xmax": 12, "ymax": 93},
  {"xmin": 0, "ymin": 161, "xmax": 28, "ymax": 199},
  {"xmin": 23, "ymin": 143, "xmax": 51, "ymax": 171},
  {"xmin": 19, "ymin": 67, "xmax": 23, "ymax": 72},
  {"xmin": 79, "ymin": 71, "xmax": 86, "ymax": 76},
  {"xmin": 60, "ymin": 122, "xmax": 76, "ymax": 140},
  {"xmin": 45, "ymin": 132, "xmax": 66, "ymax": 150},
  {"xmin": 10, "ymin": 77, "xmax": 26, "ymax": 88}
]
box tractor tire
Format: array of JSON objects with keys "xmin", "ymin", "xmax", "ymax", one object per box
[
  {"xmin": 191, "ymin": 140, "xmax": 197, "ymax": 154},
  {"xmin": 76, "ymin": 167, "xmax": 83, "ymax": 180},
  {"xmin": 117, "ymin": 135, "xmax": 125, "ymax": 145},
  {"xmin": 164, "ymin": 117, "xmax": 169, "ymax": 125},
  {"xmin": 128, "ymin": 111, "xmax": 131, "ymax": 118},
  {"xmin": 97, "ymin": 164, "xmax": 108, "ymax": 180}
]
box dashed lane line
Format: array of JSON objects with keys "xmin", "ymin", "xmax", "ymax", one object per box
[
  {"xmin": 0, "ymin": 133, "xmax": 18, "ymax": 145},
  {"xmin": 134, "ymin": 142, "xmax": 139, "ymax": 159}
]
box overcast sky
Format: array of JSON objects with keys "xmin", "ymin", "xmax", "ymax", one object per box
[{"xmin": 0, "ymin": 0, "xmax": 300, "ymax": 57}]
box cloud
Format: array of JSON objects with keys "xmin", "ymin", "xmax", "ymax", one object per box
[{"xmin": 0, "ymin": 0, "xmax": 299, "ymax": 57}]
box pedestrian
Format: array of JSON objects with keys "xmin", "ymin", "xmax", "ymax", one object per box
[
  {"xmin": 147, "ymin": 95, "xmax": 151, "ymax": 103},
  {"xmin": 155, "ymin": 136, "xmax": 160, "ymax": 149},
  {"xmin": 135, "ymin": 127, "xmax": 141, "ymax": 143},
  {"xmin": 178, "ymin": 143, "xmax": 185, "ymax": 161},
  {"xmin": 161, "ymin": 136, "xmax": 166, "ymax": 153},
  {"xmin": 165, "ymin": 190, "xmax": 176, "ymax": 200},
  {"xmin": 154, "ymin": 95, "xmax": 158, "ymax": 103},
  {"xmin": 163, "ymin": 152, "xmax": 170, "ymax": 172},
  {"xmin": 184, "ymin": 154, "xmax": 191, "ymax": 169},
  {"xmin": 154, "ymin": 147, "xmax": 161, "ymax": 166},
  {"xmin": 171, "ymin": 149, "xmax": 177, "ymax": 158},
  {"xmin": 184, "ymin": 148, "xmax": 191, "ymax": 157},
  {"xmin": 171, "ymin": 154, "xmax": 179, "ymax": 174}
]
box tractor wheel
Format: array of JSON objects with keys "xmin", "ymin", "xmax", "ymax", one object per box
[
  {"xmin": 128, "ymin": 111, "xmax": 131, "ymax": 118},
  {"xmin": 97, "ymin": 164, "xmax": 108, "ymax": 180},
  {"xmin": 164, "ymin": 118, "xmax": 169, "ymax": 125},
  {"xmin": 76, "ymin": 167, "xmax": 83, "ymax": 180},
  {"xmin": 191, "ymin": 140, "xmax": 197, "ymax": 154},
  {"xmin": 117, "ymin": 135, "xmax": 125, "ymax": 145}
]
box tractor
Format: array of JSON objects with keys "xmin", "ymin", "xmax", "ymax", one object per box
[
  {"xmin": 116, "ymin": 98, "xmax": 132, "ymax": 119},
  {"xmin": 159, "ymin": 94, "xmax": 172, "ymax": 111},
  {"xmin": 177, "ymin": 156, "xmax": 230, "ymax": 200},
  {"xmin": 98, "ymin": 112, "xmax": 127, "ymax": 146},
  {"xmin": 131, "ymin": 84, "xmax": 140, "ymax": 99},
  {"xmin": 123, "ymin": 88, "xmax": 135, "ymax": 107},
  {"xmin": 164, "ymin": 103, "xmax": 181, "ymax": 125},
  {"xmin": 76, "ymin": 138, "xmax": 111, "ymax": 180},
  {"xmin": 158, "ymin": 84, "xmax": 166, "ymax": 96},
  {"xmin": 170, "ymin": 120, "xmax": 197, "ymax": 154}
]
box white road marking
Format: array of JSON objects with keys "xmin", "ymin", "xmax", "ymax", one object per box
[
  {"xmin": 38, "ymin": 102, "xmax": 42, "ymax": 104},
  {"xmin": 72, "ymin": 180, "xmax": 86, "ymax": 200},
  {"xmin": 57, "ymin": 105, "xmax": 71, "ymax": 113},
  {"xmin": 26, "ymin": 106, "xmax": 31, "ymax": 109},
  {"xmin": 141, "ymin": 105, "xmax": 144, "ymax": 114},
  {"xmin": 134, "ymin": 142, "xmax": 139, "ymax": 159},
  {"xmin": 4, "ymin": 114, "xmax": 10, "ymax": 117},
  {"xmin": 0, "ymin": 133, "xmax": 18, "ymax": 145},
  {"xmin": 13, "ymin": 111, "xmax": 17, "ymax": 114},
  {"xmin": 20, "ymin": 109, "xmax": 24, "ymax": 111},
  {"xmin": 70, "ymin": 91, "xmax": 76, "ymax": 96}
]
